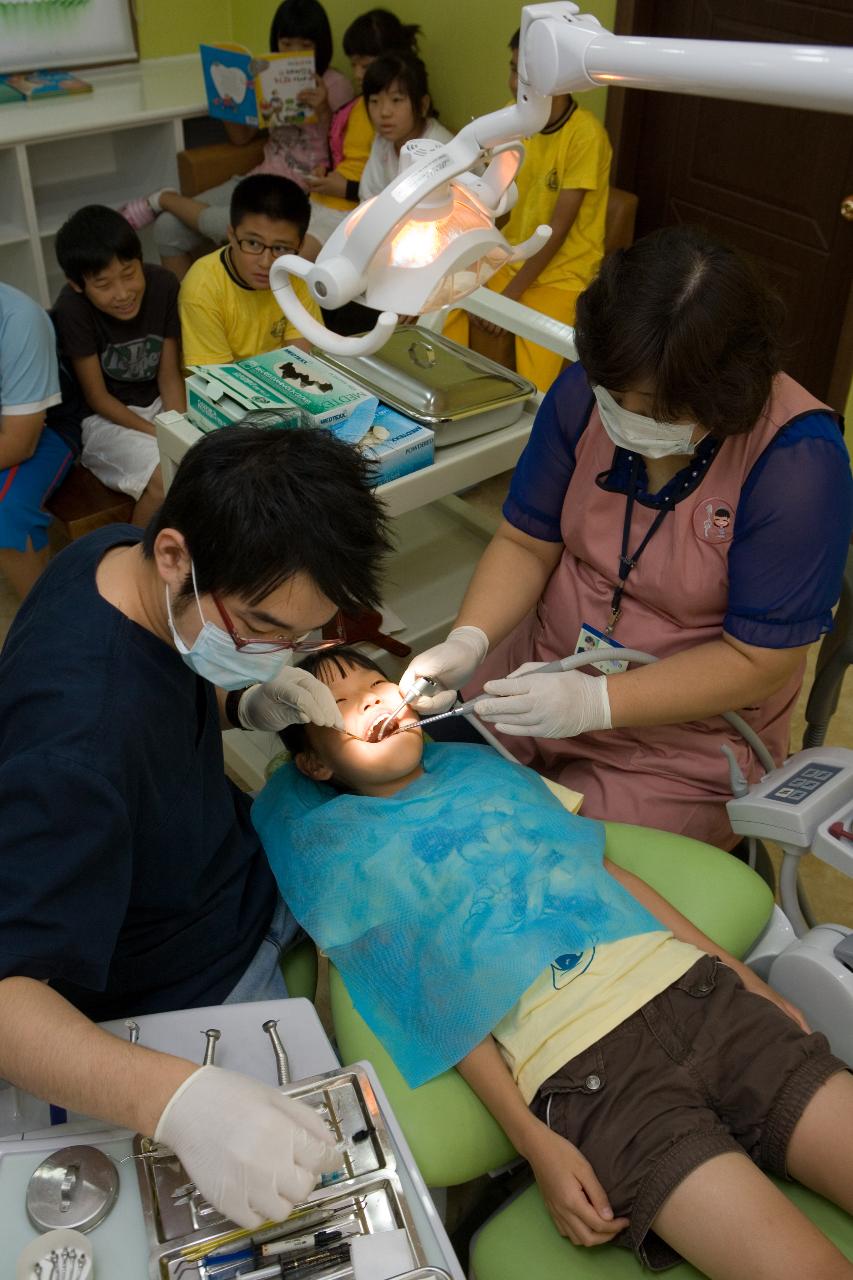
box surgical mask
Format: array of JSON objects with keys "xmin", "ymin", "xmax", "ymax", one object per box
[
  {"xmin": 593, "ymin": 385, "xmax": 705, "ymax": 459},
  {"xmin": 165, "ymin": 563, "xmax": 289, "ymax": 690}
]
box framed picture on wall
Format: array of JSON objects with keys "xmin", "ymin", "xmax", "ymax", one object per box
[{"xmin": 0, "ymin": 0, "xmax": 138, "ymax": 75}]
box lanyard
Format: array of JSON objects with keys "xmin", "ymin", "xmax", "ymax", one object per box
[{"xmin": 605, "ymin": 457, "xmax": 672, "ymax": 636}]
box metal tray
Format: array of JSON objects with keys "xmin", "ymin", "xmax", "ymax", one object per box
[
  {"xmin": 316, "ymin": 328, "xmax": 536, "ymax": 446},
  {"xmin": 134, "ymin": 1067, "xmax": 428, "ymax": 1279}
]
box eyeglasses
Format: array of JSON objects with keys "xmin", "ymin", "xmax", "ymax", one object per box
[
  {"xmin": 236, "ymin": 236, "xmax": 298, "ymax": 258},
  {"xmin": 211, "ymin": 595, "xmax": 347, "ymax": 654}
]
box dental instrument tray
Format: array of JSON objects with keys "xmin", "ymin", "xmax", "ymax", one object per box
[
  {"xmin": 315, "ymin": 328, "xmax": 536, "ymax": 448},
  {"xmin": 134, "ymin": 1065, "xmax": 429, "ymax": 1278}
]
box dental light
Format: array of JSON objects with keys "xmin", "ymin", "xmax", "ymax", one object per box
[{"xmin": 270, "ymin": 1, "xmax": 853, "ymax": 358}]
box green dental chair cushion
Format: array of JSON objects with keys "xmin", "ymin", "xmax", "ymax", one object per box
[
  {"xmin": 329, "ymin": 819, "xmax": 775, "ymax": 1188},
  {"xmin": 469, "ymin": 1179, "xmax": 853, "ymax": 1279},
  {"xmin": 280, "ymin": 937, "xmax": 319, "ymax": 1001}
]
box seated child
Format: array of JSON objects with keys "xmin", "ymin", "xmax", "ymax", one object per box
[
  {"xmin": 254, "ymin": 647, "xmax": 853, "ymax": 1279},
  {"xmin": 53, "ymin": 206, "xmax": 185, "ymax": 525},
  {"xmin": 445, "ymin": 28, "xmax": 612, "ymax": 392},
  {"xmin": 358, "ymin": 50, "xmax": 452, "ymax": 201},
  {"xmin": 121, "ymin": 0, "xmax": 353, "ymax": 280},
  {"xmin": 179, "ymin": 174, "xmax": 321, "ymax": 368},
  {"xmin": 302, "ymin": 8, "xmax": 421, "ymax": 260}
]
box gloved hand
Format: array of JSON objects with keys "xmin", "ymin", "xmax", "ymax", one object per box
[
  {"xmin": 155, "ymin": 1066, "xmax": 339, "ymax": 1229},
  {"xmin": 398, "ymin": 626, "xmax": 489, "ymax": 715},
  {"xmin": 238, "ymin": 666, "xmax": 344, "ymax": 732},
  {"xmin": 476, "ymin": 664, "xmax": 612, "ymax": 738}
]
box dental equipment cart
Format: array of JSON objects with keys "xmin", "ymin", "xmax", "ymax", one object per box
[{"xmin": 0, "ymin": 998, "xmax": 464, "ymax": 1280}]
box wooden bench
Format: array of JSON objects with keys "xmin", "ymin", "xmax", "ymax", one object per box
[{"xmin": 46, "ymin": 464, "xmax": 134, "ymax": 541}]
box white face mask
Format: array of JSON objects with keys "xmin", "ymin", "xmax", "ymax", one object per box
[
  {"xmin": 165, "ymin": 562, "xmax": 289, "ymax": 691},
  {"xmin": 593, "ymin": 385, "xmax": 705, "ymax": 459}
]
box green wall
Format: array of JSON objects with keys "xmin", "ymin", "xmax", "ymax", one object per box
[{"xmin": 138, "ymin": 0, "xmax": 616, "ymax": 127}]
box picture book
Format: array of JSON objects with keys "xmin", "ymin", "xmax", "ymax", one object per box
[
  {"xmin": 0, "ymin": 69, "xmax": 91, "ymax": 100},
  {"xmin": 199, "ymin": 43, "xmax": 317, "ymax": 130}
]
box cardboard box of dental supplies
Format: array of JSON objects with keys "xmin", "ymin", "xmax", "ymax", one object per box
[
  {"xmin": 186, "ymin": 346, "xmax": 379, "ymax": 440},
  {"xmin": 357, "ymin": 403, "xmax": 434, "ymax": 484}
]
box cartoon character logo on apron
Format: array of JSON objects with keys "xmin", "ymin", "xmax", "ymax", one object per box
[{"xmin": 693, "ymin": 498, "xmax": 734, "ymax": 543}]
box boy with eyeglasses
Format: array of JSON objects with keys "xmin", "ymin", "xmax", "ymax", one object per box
[{"xmin": 179, "ymin": 174, "xmax": 321, "ymax": 369}]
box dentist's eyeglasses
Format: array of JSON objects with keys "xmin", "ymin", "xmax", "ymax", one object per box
[{"xmin": 211, "ymin": 596, "xmax": 347, "ymax": 654}]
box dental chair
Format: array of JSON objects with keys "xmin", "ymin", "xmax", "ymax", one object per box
[{"xmin": 329, "ymin": 816, "xmax": 853, "ymax": 1277}]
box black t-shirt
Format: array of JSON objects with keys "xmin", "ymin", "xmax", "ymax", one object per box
[
  {"xmin": 0, "ymin": 525, "xmax": 276, "ymax": 1020},
  {"xmin": 53, "ymin": 264, "xmax": 180, "ymax": 410}
]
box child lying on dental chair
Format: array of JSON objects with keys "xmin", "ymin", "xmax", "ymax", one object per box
[{"xmin": 253, "ymin": 648, "xmax": 853, "ymax": 1278}]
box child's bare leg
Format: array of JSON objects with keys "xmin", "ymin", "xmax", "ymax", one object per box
[
  {"xmin": 786, "ymin": 1070, "xmax": 853, "ymax": 1213},
  {"xmin": 0, "ymin": 541, "xmax": 49, "ymax": 599},
  {"xmin": 653, "ymin": 1152, "xmax": 852, "ymax": 1280},
  {"xmin": 132, "ymin": 465, "xmax": 164, "ymax": 527},
  {"xmin": 158, "ymin": 191, "xmax": 210, "ymax": 234}
]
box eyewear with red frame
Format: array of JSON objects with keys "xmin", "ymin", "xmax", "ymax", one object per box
[{"xmin": 211, "ymin": 595, "xmax": 347, "ymax": 654}]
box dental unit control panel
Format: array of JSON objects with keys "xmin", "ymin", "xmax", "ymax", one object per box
[{"xmin": 727, "ymin": 749, "xmax": 853, "ymax": 849}]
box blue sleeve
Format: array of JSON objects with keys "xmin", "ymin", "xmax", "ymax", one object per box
[
  {"xmin": 0, "ymin": 290, "xmax": 60, "ymax": 415},
  {"xmin": 503, "ymin": 361, "xmax": 594, "ymax": 541},
  {"xmin": 724, "ymin": 412, "xmax": 853, "ymax": 648},
  {"xmin": 0, "ymin": 753, "xmax": 132, "ymax": 989}
]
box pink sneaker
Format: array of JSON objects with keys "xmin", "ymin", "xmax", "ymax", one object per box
[{"xmin": 120, "ymin": 197, "xmax": 157, "ymax": 230}]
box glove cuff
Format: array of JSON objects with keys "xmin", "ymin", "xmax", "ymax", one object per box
[
  {"xmin": 154, "ymin": 1065, "xmax": 208, "ymax": 1143},
  {"xmin": 236, "ymin": 685, "xmax": 263, "ymax": 731},
  {"xmin": 592, "ymin": 674, "xmax": 612, "ymax": 732},
  {"xmin": 448, "ymin": 625, "xmax": 489, "ymax": 664}
]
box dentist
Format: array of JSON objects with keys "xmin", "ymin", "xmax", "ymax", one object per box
[{"xmin": 402, "ymin": 226, "xmax": 852, "ymax": 850}]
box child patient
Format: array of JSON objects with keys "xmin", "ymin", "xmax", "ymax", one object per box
[{"xmin": 254, "ymin": 648, "xmax": 853, "ymax": 1279}]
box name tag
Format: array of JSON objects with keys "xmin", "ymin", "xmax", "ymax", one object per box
[{"xmin": 575, "ymin": 623, "xmax": 630, "ymax": 675}]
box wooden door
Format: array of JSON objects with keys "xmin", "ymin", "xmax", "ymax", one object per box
[{"xmin": 608, "ymin": 0, "xmax": 853, "ymax": 408}]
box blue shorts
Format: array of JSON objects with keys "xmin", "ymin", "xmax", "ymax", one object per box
[
  {"xmin": 0, "ymin": 428, "xmax": 74, "ymax": 552},
  {"xmin": 223, "ymin": 895, "xmax": 303, "ymax": 1004}
]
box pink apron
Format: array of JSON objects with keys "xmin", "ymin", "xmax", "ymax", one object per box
[{"xmin": 466, "ymin": 374, "xmax": 830, "ymax": 849}]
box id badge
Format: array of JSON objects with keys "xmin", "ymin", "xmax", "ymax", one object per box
[{"xmin": 575, "ymin": 623, "xmax": 630, "ymax": 675}]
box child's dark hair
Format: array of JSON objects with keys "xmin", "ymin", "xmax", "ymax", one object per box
[
  {"xmin": 142, "ymin": 427, "xmax": 392, "ymax": 612},
  {"xmin": 279, "ymin": 647, "xmax": 388, "ymax": 757},
  {"xmin": 362, "ymin": 50, "xmax": 436, "ymax": 119},
  {"xmin": 229, "ymin": 174, "xmax": 310, "ymax": 238},
  {"xmin": 509, "ymin": 28, "xmax": 520, "ymax": 50},
  {"xmin": 55, "ymin": 205, "xmax": 142, "ymax": 288},
  {"xmin": 343, "ymin": 9, "xmax": 420, "ymax": 59},
  {"xmin": 269, "ymin": 0, "xmax": 333, "ymax": 75},
  {"xmin": 574, "ymin": 225, "xmax": 784, "ymax": 439}
]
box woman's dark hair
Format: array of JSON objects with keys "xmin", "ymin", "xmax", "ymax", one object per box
[
  {"xmin": 362, "ymin": 50, "xmax": 436, "ymax": 119},
  {"xmin": 574, "ymin": 225, "xmax": 784, "ymax": 438},
  {"xmin": 55, "ymin": 205, "xmax": 142, "ymax": 287},
  {"xmin": 279, "ymin": 647, "xmax": 388, "ymax": 756},
  {"xmin": 269, "ymin": 0, "xmax": 333, "ymax": 75},
  {"xmin": 343, "ymin": 9, "xmax": 420, "ymax": 59},
  {"xmin": 142, "ymin": 424, "xmax": 392, "ymax": 611}
]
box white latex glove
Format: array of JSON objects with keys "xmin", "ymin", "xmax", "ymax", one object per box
[
  {"xmin": 476, "ymin": 664, "xmax": 612, "ymax": 738},
  {"xmin": 398, "ymin": 626, "xmax": 489, "ymax": 715},
  {"xmin": 155, "ymin": 1066, "xmax": 339, "ymax": 1229},
  {"xmin": 238, "ymin": 666, "xmax": 344, "ymax": 732}
]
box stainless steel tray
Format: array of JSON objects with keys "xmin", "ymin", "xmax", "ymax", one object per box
[
  {"xmin": 134, "ymin": 1067, "xmax": 428, "ymax": 1279},
  {"xmin": 316, "ymin": 328, "xmax": 536, "ymax": 446}
]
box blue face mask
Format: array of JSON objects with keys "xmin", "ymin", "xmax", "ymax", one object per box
[{"xmin": 165, "ymin": 563, "xmax": 289, "ymax": 691}]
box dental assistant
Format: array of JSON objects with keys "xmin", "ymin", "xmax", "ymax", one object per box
[
  {"xmin": 403, "ymin": 227, "xmax": 852, "ymax": 849},
  {"xmin": 0, "ymin": 424, "xmax": 390, "ymax": 1228}
]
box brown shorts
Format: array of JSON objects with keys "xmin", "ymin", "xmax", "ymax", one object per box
[{"xmin": 531, "ymin": 954, "xmax": 847, "ymax": 1271}]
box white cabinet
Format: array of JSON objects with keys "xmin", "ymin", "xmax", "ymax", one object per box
[{"xmin": 0, "ymin": 55, "xmax": 207, "ymax": 306}]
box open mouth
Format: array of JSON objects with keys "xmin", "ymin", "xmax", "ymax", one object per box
[{"xmin": 365, "ymin": 712, "xmax": 400, "ymax": 743}]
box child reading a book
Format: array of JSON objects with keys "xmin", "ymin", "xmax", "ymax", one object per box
[
  {"xmin": 301, "ymin": 8, "xmax": 422, "ymax": 260},
  {"xmin": 121, "ymin": 0, "xmax": 352, "ymax": 280},
  {"xmin": 254, "ymin": 646, "xmax": 853, "ymax": 1279},
  {"xmin": 179, "ymin": 174, "xmax": 321, "ymax": 368},
  {"xmin": 52, "ymin": 206, "xmax": 185, "ymax": 526}
]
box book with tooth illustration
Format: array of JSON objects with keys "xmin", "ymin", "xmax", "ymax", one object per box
[{"xmin": 199, "ymin": 42, "xmax": 317, "ymax": 129}]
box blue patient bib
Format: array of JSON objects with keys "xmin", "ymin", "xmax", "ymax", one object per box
[{"xmin": 254, "ymin": 743, "xmax": 660, "ymax": 1087}]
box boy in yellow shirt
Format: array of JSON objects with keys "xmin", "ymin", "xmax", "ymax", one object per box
[
  {"xmin": 256, "ymin": 648, "xmax": 852, "ymax": 1279},
  {"xmin": 446, "ymin": 29, "xmax": 611, "ymax": 392},
  {"xmin": 179, "ymin": 174, "xmax": 321, "ymax": 368}
]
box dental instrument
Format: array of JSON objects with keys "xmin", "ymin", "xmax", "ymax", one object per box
[
  {"xmin": 262, "ymin": 1019, "xmax": 291, "ymax": 1087},
  {"xmin": 381, "ymin": 677, "xmax": 439, "ymax": 730},
  {"xmin": 269, "ymin": 4, "xmax": 853, "ymax": 358},
  {"xmin": 125, "ymin": 1020, "xmax": 139, "ymax": 1044},
  {"xmin": 201, "ymin": 1029, "xmax": 221, "ymax": 1066}
]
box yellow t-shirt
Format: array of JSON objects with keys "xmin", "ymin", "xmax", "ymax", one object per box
[
  {"xmin": 493, "ymin": 932, "xmax": 701, "ymax": 1102},
  {"xmin": 503, "ymin": 104, "xmax": 612, "ymax": 292},
  {"xmin": 313, "ymin": 97, "xmax": 374, "ymax": 213},
  {"xmin": 179, "ymin": 247, "xmax": 321, "ymax": 368}
]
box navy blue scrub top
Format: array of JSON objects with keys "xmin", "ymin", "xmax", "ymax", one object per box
[{"xmin": 0, "ymin": 525, "xmax": 276, "ymax": 1020}]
